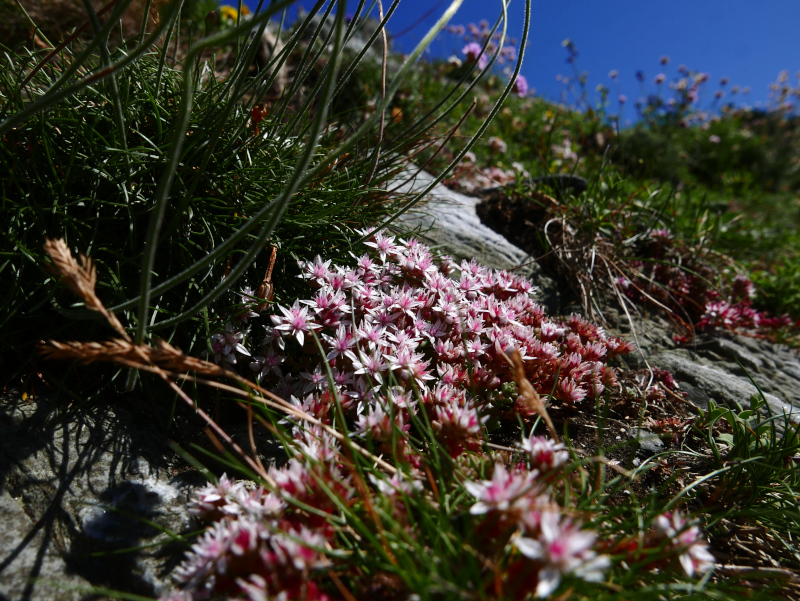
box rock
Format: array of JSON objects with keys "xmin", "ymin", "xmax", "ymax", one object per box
[
  {"xmin": 0, "ymin": 490, "xmax": 88, "ymax": 601},
  {"xmin": 252, "ymin": 26, "xmax": 288, "ymax": 99},
  {"xmin": 651, "ymin": 346, "xmax": 798, "ymax": 420},
  {"xmin": 391, "ymin": 168, "xmax": 560, "ymax": 312},
  {"xmin": 604, "ymin": 305, "xmax": 800, "ymax": 419},
  {"xmin": 296, "ymin": 11, "xmax": 394, "ymax": 56},
  {"xmin": 627, "ymin": 428, "xmax": 665, "ymax": 459},
  {"xmin": 0, "ymin": 391, "xmax": 203, "ymax": 599}
]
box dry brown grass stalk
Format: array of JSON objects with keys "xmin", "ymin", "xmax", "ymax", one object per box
[
  {"xmin": 39, "ymin": 337, "xmax": 229, "ymax": 376},
  {"xmin": 502, "ymin": 347, "xmax": 559, "ymax": 442},
  {"xmin": 44, "ymin": 238, "xmax": 130, "ymax": 339}
]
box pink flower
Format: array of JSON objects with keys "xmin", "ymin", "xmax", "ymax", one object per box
[
  {"xmin": 462, "ymin": 42, "xmax": 488, "ymax": 70},
  {"xmin": 299, "ymin": 364, "xmax": 328, "ymax": 393},
  {"xmin": 463, "ymin": 463, "xmax": 539, "ymax": 515},
  {"xmin": 356, "ymin": 403, "xmax": 407, "ymax": 441},
  {"xmin": 363, "ymin": 230, "xmax": 400, "ymax": 263},
  {"xmin": 299, "ymin": 255, "xmax": 332, "ymax": 285},
  {"xmin": 514, "ymin": 512, "xmax": 610, "ymax": 597},
  {"xmin": 653, "ymin": 512, "xmax": 715, "ymax": 577},
  {"xmin": 649, "ymin": 228, "xmax": 673, "ymax": 243},
  {"xmin": 270, "ymin": 301, "xmax": 321, "ymax": 347},
  {"xmin": 520, "ymin": 436, "xmax": 569, "ymax": 472},
  {"xmin": 731, "ymin": 275, "xmax": 755, "ymax": 300},
  {"xmin": 189, "ymin": 474, "xmax": 248, "ymax": 521},
  {"xmin": 555, "ymin": 378, "xmax": 587, "ymax": 403},
  {"xmin": 210, "ymin": 322, "xmax": 251, "ymax": 365},
  {"xmin": 345, "ymin": 348, "xmax": 388, "ymax": 384},
  {"xmin": 700, "ymin": 300, "xmax": 735, "ymax": 328},
  {"xmin": 321, "ymin": 323, "xmax": 356, "ymax": 360},
  {"xmin": 385, "ymin": 347, "xmax": 433, "ymax": 385},
  {"xmin": 512, "ymin": 74, "xmax": 529, "ymax": 97},
  {"xmin": 235, "ymin": 287, "xmax": 260, "ymax": 322},
  {"xmin": 488, "ymin": 136, "xmax": 507, "ymax": 153},
  {"xmin": 249, "ymin": 346, "xmax": 285, "ymax": 381}
]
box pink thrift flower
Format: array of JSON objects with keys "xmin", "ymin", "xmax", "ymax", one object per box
[
  {"xmin": 462, "ymin": 42, "xmax": 489, "ymax": 70},
  {"xmin": 512, "ymin": 74, "xmax": 529, "ymax": 97}
]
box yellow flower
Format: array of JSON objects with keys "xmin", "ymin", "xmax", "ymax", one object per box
[
  {"xmin": 219, "ymin": 4, "xmax": 239, "ymax": 23},
  {"xmin": 220, "ymin": 5, "xmax": 249, "ymax": 21}
]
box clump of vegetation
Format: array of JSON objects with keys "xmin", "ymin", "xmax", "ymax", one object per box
[
  {"xmin": 42, "ymin": 224, "xmax": 800, "ymax": 600},
  {"xmin": 1, "ymin": 0, "xmax": 512, "ymax": 388}
]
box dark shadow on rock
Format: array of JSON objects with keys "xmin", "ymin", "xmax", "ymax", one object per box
[{"xmin": 0, "ymin": 391, "xmax": 201, "ymax": 599}]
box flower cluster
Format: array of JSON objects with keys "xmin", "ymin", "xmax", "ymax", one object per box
[
  {"xmin": 445, "ymin": 21, "xmax": 528, "ymax": 96},
  {"xmin": 651, "ymin": 511, "xmax": 716, "ymax": 577},
  {"xmin": 450, "ymin": 20, "xmax": 519, "ymax": 66},
  {"xmin": 166, "ymin": 425, "xmax": 355, "ymax": 600},
  {"xmin": 165, "ymin": 449, "xmax": 716, "ymax": 600},
  {"xmin": 464, "ymin": 457, "xmax": 609, "ymax": 598},
  {"xmin": 236, "ymin": 231, "xmax": 632, "ymax": 458},
  {"xmin": 614, "ymin": 228, "xmax": 797, "ymax": 341},
  {"xmin": 160, "ymin": 236, "xmax": 726, "ymax": 600},
  {"xmin": 445, "ymin": 151, "xmax": 532, "ymax": 193}
]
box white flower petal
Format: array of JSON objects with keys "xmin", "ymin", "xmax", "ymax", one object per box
[
  {"xmin": 514, "ymin": 536, "xmax": 543, "ymax": 560},
  {"xmin": 469, "ymin": 502, "xmax": 490, "ymax": 515},
  {"xmin": 535, "ymin": 566, "xmax": 562, "ymax": 598}
]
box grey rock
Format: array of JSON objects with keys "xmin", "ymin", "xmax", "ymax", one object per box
[
  {"xmin": 252, "ymin": 26, "xmax": 288, "ymax": 98},
  {"xmin": 0, "ymin": 490, "xmax": 88, "ymax": 601},
  {"xmin": 627, "ymin": 428, "xmax": 666, "ymax": 458},
  {"xmin": 0, "ymin": 392, "xmax": 203, "ymax": 599},
  {"xmin": 391, "ymin": 168, "xmax": 560, "ymax": 312},
  {"xmin": 295, "ymin": 11, "xmax": 394, "ymax": 57},
  {"xmin": 652, "ymin": 349, "xmax": 793, "ymax": 418},
  {"xmin": 594, "ymin": 302, "xmax": 800, "ymax": 419}
]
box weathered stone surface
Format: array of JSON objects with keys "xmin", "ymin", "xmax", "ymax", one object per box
[
  {"xmin": 252, "ymin": 27, "xmax": 288, "ymax": 98},
  {"xmin": 627, "ymin": 428, "xmax": 666, "ymax": 459},
  {"xmin": 0, "ymin": 392, "xmax": 203, "ymax": 599},
  {"xmin": 393, "ymin": 168, "xmax": 560, "ymax": 311},
  {"xmin": 0, "ymin": 490, "xmax": 87, "ymax": 601},
  {"xmin": 600, "ymin": 306, "xmax": 800, "ymax": 418}
]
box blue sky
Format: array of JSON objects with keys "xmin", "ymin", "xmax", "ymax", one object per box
[{"xmin": 244, "ymin": 0, "xmax": 800, "ymax": 122}]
